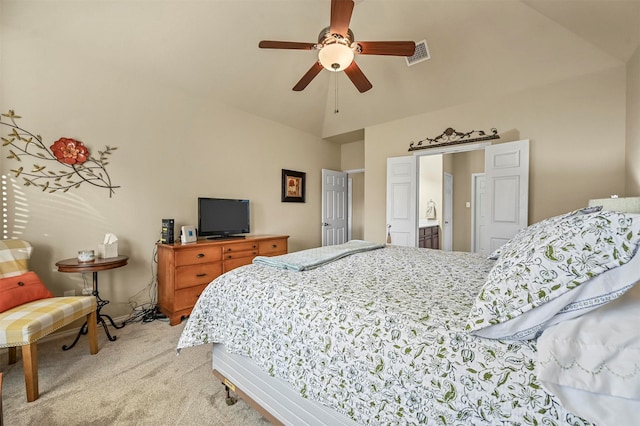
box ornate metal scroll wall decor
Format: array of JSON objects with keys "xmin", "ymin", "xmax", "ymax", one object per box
[{"xmin": 408, "ymin": 127, "xmax": 499, "ymax": 152}]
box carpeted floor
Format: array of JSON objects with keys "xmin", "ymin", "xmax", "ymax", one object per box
[{"xmin": 1, "ymin": 318, "xmax": 269, "ymax": 425}]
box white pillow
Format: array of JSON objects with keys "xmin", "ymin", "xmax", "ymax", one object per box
[
  {"xmin": 467, "ymin": 210, "xmax": 640, "ymax": 339},
  {"xmin": 536, "ymin": 282, "xmax": 640, "ymax": 425},
  {"xmin": 472, "ymin": 245, "xmax": 640, "ymax": 339},
  {"xmin": 540, "ymin": 383, "xmax": 640, "ymax": 426}
]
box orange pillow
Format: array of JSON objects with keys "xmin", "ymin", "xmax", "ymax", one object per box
[{"xmin": 0, "ymin": 271, "xmax": 54, "ymax": 313}]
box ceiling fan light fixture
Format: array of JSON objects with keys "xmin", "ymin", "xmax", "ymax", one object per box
[
  {"xmin": 318, "ymin": 43, "xmax": 354, "ymax": 72},
  {"xmin": 259, "ymin": 1, "xmax": 412, "ymax": 92}
]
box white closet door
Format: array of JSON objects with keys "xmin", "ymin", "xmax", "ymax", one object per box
[
  {"xmin": 484, "ymin": 139, "xmax": 529, "ymax": 253},
  {"xmin": 386, "ymin": 156, "xmax": 417, "ymax": 247}
]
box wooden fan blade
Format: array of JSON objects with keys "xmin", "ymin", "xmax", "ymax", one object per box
[
  {"xmin": 293, "ymin": 61, "xmax": 324, "ymax": 91},
  {"xmin": 259, "ymin": 40, "xmax": 316, "ymax": 50},
  {"xmin": 357, "ymin": 41, "xmax": 416, "ymax": 56},
  {"xmin": 344, "ymin": 61, "xmax": 372, "ymax": 93},
  {"xmin": 330, "ymin": 0, "xmax": 354, "ymax": 37}
]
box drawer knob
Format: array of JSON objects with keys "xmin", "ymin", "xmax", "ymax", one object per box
[
  {"xmin": 196, "ymin": 253, "xmax": 205, "ymax": 258},
  {"xmin": 272, "ymin": 244, "xmax": 277, "ymax": 248},
  {"xmin": 252, "ymin": 244, "xmax": 257, "ymax": 249},
  {"xmin": 196, "ymin": 273, "xmax": 208, "ymax": 277}
]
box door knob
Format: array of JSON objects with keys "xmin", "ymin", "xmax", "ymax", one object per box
[{"xmin": 322, "ymin": 222, "xmax": 330, "ymax": 226}]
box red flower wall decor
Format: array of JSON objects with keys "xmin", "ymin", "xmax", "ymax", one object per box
[
  {"xmin": 1, "ymin": 110, "xmax": 119, "ymax": 197},
  {"xmin": 50, "ymin": 137, "xmax": 89, "ymax": 165}
]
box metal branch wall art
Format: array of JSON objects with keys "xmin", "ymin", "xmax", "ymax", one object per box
[
  {"xmin": 1, "ymin": 110, "xmax": 119, "ymax": 197},
  {"xmin": 408, "ymin": 127, "xmax": 499, "ymax": 152}
]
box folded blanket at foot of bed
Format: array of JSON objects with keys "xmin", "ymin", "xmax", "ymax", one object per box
[{"xmin": 252, "ymin": 239, "xmax": 385, "ymax": 271}]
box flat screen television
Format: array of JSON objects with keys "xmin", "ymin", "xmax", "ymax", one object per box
[{"xmin": 198, "ymin": 197, "xmax": 250, "ymax": 239}]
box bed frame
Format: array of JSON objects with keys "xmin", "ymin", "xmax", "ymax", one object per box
[{"xmin": 211, "ymin": 344, "xmax": 358, "ymax": 426}]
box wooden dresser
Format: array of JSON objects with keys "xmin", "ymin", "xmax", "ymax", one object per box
[
  {"xmin": 157, "ymin": 235, "xmax": 288, "ymax": 325},
  {"xmin": 418, "ymin": 225, "xmax": 440, "ymax": 249}
]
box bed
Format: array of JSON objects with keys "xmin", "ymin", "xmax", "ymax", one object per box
[{"xmin": 177, "ymin": 207, "xmax": 640, "ymax": 425}]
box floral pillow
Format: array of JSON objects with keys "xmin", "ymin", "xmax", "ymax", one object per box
[{"xmin": 467, "ymin": 210, "xmax": 640, "ymax": 339}]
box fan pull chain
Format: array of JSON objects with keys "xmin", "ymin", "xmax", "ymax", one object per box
[{"xmin": 333, "ymin": 64, "xmax": 339, "ymax": 114}]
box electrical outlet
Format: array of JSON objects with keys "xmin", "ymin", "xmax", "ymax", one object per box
[
  {"xmin": 64, "ymin": 290, "xmax": 75, "ymax": 297},
  {"xmin": 82, "ymin": 288, "xmax": 92, "ymax": 295}
]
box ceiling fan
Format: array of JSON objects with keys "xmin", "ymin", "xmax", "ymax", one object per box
[{"xmin": 258, "ymin": 0, "xmax": 416, "ymax": 93}]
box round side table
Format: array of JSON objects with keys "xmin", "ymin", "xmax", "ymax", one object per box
[{"xmin": 55, "ymin": 255, "xmax": 129, "ymax": 350}]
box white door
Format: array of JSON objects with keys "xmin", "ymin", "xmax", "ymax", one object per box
[
  {"xmin": 443, "ymin": 172, "xmax": 453, "ymax": 251},
  {"xmin": 483, "ymin": 140, "xmax": 529, "ymax": 253},
  {"xmin": 386, "ymin": 156, "xmax": 417, "ymax": 247},
  {"xmin": 472, "ymin": 173, "xmax": 487, "ymax": 255},
  {"xmin": 321, "ymin": 169, "xmax": 348, "ymax": 246}
]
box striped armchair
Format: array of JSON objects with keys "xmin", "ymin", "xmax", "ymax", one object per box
[{"xmin": 0, "ymin": 239, "xmax": 99, "ymax": 402}]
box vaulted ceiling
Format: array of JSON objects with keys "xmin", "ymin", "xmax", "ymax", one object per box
[{"xmin": 2, "ymin": 0, "xmax": 639, "ymax": 141}]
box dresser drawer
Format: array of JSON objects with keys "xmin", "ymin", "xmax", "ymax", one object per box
[
  {"xmin": 223, "ymin": 256, "xmax": 255, "ymax": 272},
  {"xmin": 259, "ymin": 238, "xmax": 288, "ymax": 255},
  {"xmin": 174, "ymin": 284, "xmax": 207, "ymax": 311},
  {"xmin": 223, "ymin": 249, "xmax": 258, "ymax": 261},
  {"xmin": 419, "ymin": 226, "xmax": 436, "ymax": 236},
  {"xmin": 223, "ymin": 241, "xmax": 259, "ymax": 253},
  {"xmin": 175, "ymin": 246, "xmax": 222, "ymax": 266},
  {"xmin": 175, "ymin": 262, "xmax": 222, "ymax": 289}
]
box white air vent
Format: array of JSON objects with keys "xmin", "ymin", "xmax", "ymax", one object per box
[{"xmin": 406, "ymin": 40, "xmax": 430, "ymax": 66}]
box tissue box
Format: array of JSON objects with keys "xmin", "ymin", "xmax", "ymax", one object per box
[{"xmin": 98, "ymin": 242, "xmax": 118, "ymax": 258}]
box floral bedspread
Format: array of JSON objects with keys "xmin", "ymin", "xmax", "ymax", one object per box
[{"xmin": 178, "ymin": 246, "xmax": 591, "ymax": 425}]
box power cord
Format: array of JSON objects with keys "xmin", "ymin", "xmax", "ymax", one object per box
[
  {"xmin": 122, "ymin": 238, "xmax": 168, "ymax": 325},
  {"xmin": 123, "ymin": 303, "xmax": 166, "ymax": 324}
]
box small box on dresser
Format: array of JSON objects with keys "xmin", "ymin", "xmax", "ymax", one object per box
[{"xmin": 157, "ymin": 235, "xmax": 288, "ymax": 325}]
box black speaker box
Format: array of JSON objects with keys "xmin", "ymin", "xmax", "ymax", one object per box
[{"xmin": 161, "ymin": 218, "xmax": 175, "ymax": 244}]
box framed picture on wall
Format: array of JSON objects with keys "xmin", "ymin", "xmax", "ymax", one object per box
[{"xmin": 281, "ymin": 169, "xmax": 306, "ymax": 203}]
